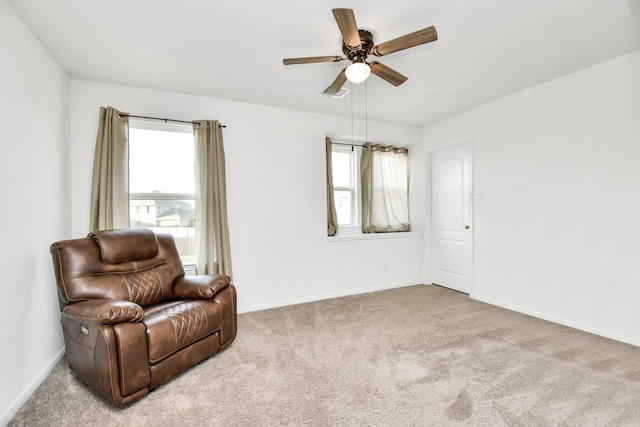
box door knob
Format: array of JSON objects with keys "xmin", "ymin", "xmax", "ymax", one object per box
[{"xmin": 464, "ymin": 225, "xmax": 470, "ymax": 229}]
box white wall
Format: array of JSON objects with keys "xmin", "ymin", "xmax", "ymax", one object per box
[
  {"xmin": 0, "ymin": 1, "xmax": 70, "ymax": 423},
  {"xmin": 421, "ymin": 50, "xmax": 640, "ymax": 345},
  {"xmin": 69, "ymin": 80, "xmax": 424, "ymax": 312}
]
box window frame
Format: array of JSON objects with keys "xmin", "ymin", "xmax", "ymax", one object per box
[
  {"xmin": 330, "ymin": 140, "xmax": 363, "ymax": 236},
  {"xmin": 331, "ymin": 144, "xmax": 358, "ymax": 227}
]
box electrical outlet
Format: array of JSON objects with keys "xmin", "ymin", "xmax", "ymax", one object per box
[{"xmin": 383, "ymin": 262, "xmax": 389, "ymax": 270}]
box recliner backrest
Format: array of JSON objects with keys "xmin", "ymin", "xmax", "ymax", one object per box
[{"xmin": 50, "ymin": 228, "xmax": 185, "ymax": 309}]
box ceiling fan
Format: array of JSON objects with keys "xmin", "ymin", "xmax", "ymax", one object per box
[{"xmin": 283, "ymin": 8, "xmax": 438, "ymax": 94}]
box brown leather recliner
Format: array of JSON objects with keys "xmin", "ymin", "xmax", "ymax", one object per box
[{"xmin": 50, "ymin": 228, "xmax": 237, "ymax": 406}]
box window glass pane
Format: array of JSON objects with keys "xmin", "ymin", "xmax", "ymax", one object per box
[
  {"xmin": 332, "ymin": 151, "xmax": 352, "ymax": 187},
  {"xmin": 334, "ymin": 190, "xmax": 352, "ymax": 225},
  {"xmin": 128, "ymin": 126, "xmax": 196, "ymax": 261},
  {"xmin": 330, "ymin": 145, "xmax": 359, "ymax": 227},
  {"xmin": 129, "ymin": 128, "xmax": 194, "ymax": 193},
  {"xmin": 129, "ymin": 199, "xmax": 197, "ymax": 262}
]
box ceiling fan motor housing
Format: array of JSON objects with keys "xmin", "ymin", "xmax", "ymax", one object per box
[{"xmin": 342, "ymin": 29, "xmax": 374, "ymax": 62}]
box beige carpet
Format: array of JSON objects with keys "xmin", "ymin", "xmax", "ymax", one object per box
[{"xmin": 10, "ymin": 285, "xmax": 640, "ymax": 426}]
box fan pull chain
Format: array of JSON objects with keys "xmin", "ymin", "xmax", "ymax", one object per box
[
  {"xmin": 350, "ymin": 81, "xmax": 354, "ymax": 146},
  {"xmin": 365, "ymin": 79, "xmax": 368, "ymax": 144}
]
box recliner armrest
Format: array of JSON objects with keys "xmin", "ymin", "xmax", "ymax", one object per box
[
  {"xmin": 173, "ymin": 274, "xmax": 230, "ymax": 300},
  {"xmin": 62, "ymin": 299, "xmax": 144, "ymax": 325}
]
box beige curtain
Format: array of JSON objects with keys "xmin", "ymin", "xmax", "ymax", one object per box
[
  {"xmin": 89, "ymin": 106, "xmax": 130, "ymax": 231},
  {"xmin": 326, "ymin": 137, "xmax": 338, "ymax": 236},
  {"xmin": 193, "ymin": 120, "xmax": 233, "ymax": 277},
  {"xmin": 361, "ymin": 143, "xmax": 410, "ymax": 233}
]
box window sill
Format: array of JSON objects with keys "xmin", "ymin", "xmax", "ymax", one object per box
[
  {"xmin": 182, "ymin": 261, "xmax": 197, "ymax": 276},
  {"xmin": 326, "ymin": 230, "xmax": 422, "ymax": 242}
]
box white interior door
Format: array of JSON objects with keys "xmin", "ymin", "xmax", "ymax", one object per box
[{"xmin": 431, "ymin": 142, "xmax": 472, "ymax": 293}]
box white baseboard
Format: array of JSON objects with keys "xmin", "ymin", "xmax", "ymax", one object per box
[
  {"xmin": 238, "ymin": 281, "xmax": 424, "ymax": 314},
  {"xmin": 471, "ymin": 293, "xmax": 640, "ymax": 348},
  {"xmin": 1, "ymin": 347, "xmax": 65, "ymax": 426}
]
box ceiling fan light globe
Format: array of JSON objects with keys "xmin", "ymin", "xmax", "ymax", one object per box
[{"xmin": 345, "ymin": 62, "xmax": 371, "ymax": 83}]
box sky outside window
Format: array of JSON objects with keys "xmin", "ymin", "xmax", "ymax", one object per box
[{"xmin": 129, "ymin": 128, "xmax": 194, "ymax": 194}]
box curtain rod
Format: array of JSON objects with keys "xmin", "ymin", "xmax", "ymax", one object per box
[
  {"xmin": 330, "ymin": 142, "xmax": 409, "ymax": 152},
  {"xmin": 119, "ymin": 113, "xmax": 226, "ymax": 128},
  {"xmin": 332, "ymin": 141, "xmax": 366, "ymax": 149}
]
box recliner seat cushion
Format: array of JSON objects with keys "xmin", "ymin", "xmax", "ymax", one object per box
[{"xmin": 143, "ymin": 300, "xmax": 222, "ymax": 364}]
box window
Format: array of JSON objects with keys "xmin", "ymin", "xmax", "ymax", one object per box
[
  {"xmin": 128, "ymin": 120, "xmax": 196, "ymax": 262},
  {"xmin": 331, "ymin": 145, "xmax": 359, "ymax": 226},
  {"xmin": 328, "ymin": 138, "xmax": 410, "ymax": 235}
]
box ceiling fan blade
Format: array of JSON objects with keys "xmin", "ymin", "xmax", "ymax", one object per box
[
  {"xmin": 372, "ymin": 26, "xmax": 438, "ymax": 57},
  {"xmin": 283, "ymin": 56, "xmax": 345, "ymax": 65},
  {"xmin": 332, "ymin": 8, "xmax": 362, "ymax": 50},
  {"xmin": 369, "ymin": 61, "xmax": 408, "ymax": 86},
  {"xmin": 325, "ymin": 68, "xmax": 348, "ymax": 94}
]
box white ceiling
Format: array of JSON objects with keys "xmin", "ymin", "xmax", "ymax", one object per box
[{"xmin": 8, "ymin": 0, "xmax": 640, "ymax": 127}]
